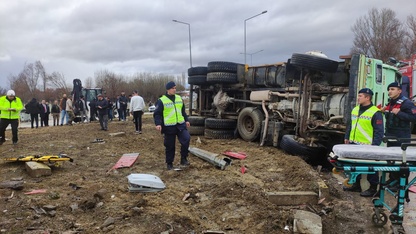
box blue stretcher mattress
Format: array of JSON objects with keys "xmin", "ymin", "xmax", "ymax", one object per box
[{"xmin": 332, "ymin": 144, "xmax": 416, "ymax": 161}]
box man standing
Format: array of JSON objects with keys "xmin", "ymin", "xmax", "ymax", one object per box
[
  {"xmin": 51, "ymin": 100, "xmax": 60, "ymax": 126},
  {"xmin": 382, "ymin": 82, "xmax": 416, "ymax": 190},
  {"xmin": 96, "ymin": 94, "xmax": 109, "ymax": 131},
  {"xmin": 154, "ymin": 81, "xmax": 191, "ymax": 170},
  {"xmin": 78, "ymin": 95, "xmax": 89, "ymax": 122},
  {"xmin": 343, "ymin": 88, "xmax": 384, "ymax": 197},
  {"xmin": 40, "ymin": 99, "xmax": 50, "ymax": 127},
  {"xmin": 0, "ymin": 90, "xmax": 23, "ymax": 145},
  {"xmin": 118, "ymin": 92, "xmax": 128, "ymax": 121},
  {"xmin": 130, "ymin": 90, "xmax": 146, "ymax": 133},
  {"xmin": 66, "ymin": 96, "xmax": 74, "ymax": 126},
  {"xmin": 59, "ymin": 94, "xmax": 68, "ymax": 126},
  {"xmin": 25, "ymin": 98, "xmax": 40, "ymax": 129}
]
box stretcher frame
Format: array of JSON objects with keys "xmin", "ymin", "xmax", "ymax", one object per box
[{"xmin": 329, "ymin": 138, "xmax": 416, "ymax": 234}]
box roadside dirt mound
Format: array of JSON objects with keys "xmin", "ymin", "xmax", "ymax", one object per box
[{"xmin": 0, "ymin": 115, "xmax": 390, "ymax": 233}]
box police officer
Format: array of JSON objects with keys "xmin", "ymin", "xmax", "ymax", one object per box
[
  {"xmin": 343, "ymin": 88, "xmax": 384, "ymax": 197},
  {"xmin": 0, "ymin": 90, "xmax": 23, "ymax": 145},
  {"xmin": 382, "ymin": 82, "xmax": 416, "ymax": 190},
  {"xmin": 154, "ymin": 81, "xmax": 190, "ymax": 170}
]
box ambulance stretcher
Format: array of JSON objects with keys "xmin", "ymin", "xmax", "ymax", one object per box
[{"xmin": 329, "ymin": 138, "xmax": 416, "ymax": 233}]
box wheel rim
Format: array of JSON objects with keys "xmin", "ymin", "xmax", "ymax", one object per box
[
  {"xmin": 372, "ymin": 213, "xmax": 387, "ymax": 227},
  {"xmin": 243, "ymin": 116, "xmax": 254, "ymax": 132}
]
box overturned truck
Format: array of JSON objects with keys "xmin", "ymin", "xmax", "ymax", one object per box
[{"xmin": 188, "ymin": 53, "xmax": 401, "ymax": 161}]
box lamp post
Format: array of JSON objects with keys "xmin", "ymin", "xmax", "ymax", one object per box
[
  {"xmin": 240, "ymin": 49, "xmax": 264, "ymax": 65},
  {"xmin": 172, "ymin": 19, "xmax": 192, "ymax": 68},
  {"xmin": 244, "ymin": 11, "xmax": 267, "ymax": 65}
]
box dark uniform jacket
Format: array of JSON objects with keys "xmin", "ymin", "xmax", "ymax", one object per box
[
  {"xmin": 153, "ymin": 94, "xmax": 189, "ymax": 135},
  {"xmin": 384, "ymin": 95, "xmax": 416, "ymax": 140}
]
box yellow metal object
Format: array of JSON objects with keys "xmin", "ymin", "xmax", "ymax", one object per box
[
  {"xmin": 332, "ymin": 167, "xmax": 341, "ymax": 174},
  {"xmin": 4, "ymin": 154, "xmax": 73, "ymax": 163},
  {"xmin": 343, "ymin": 178, "xmax": 353, "ymax": 187}
]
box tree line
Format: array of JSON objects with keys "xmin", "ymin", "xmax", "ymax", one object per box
[
  {"xmin": 351, "ymin": 8, "xmax": 416, "ymax": 62},
  {"xmin": 5, "ymin": 62, "xmax": 186, "ymax": 105}
]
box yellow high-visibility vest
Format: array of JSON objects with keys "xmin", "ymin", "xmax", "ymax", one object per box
[
  {"xmin": 160, "ymin": 95, "xmax": 185, "ymax": 126},
  {"xmin": 349, "ymin": 105, "xmax": 379, "ymax": 145}
]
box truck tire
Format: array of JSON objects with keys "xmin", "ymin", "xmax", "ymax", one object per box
[
  {"xmin": 237, "ymin": 107, "xmax": 264, "ymax": 142},
  {"xmin": 188, "ymin": 66, "xmax": 208, "ymax": 76},
  {"xmin": 188, "ymin": 75, "xmax": 207, "ymax": 85},
  {"xmin": 204, "ymin": 128, "xmax": 235, "ymax": 139},
  {"xmin": 290, "ymin": 53, "xmax": 338, "ymax": 73},
  {"xmin": 280, "ymin": 135, "xmax": 327, "ymax": 157},
  {"xmin": 188, "ymin": 116, "xmax": 206, "ymax": 126},
  {"xmin": 188, "ymin": 126, "xmax": 205, "ymax": 135},
  {"xmin": 205, "ymin": 118, "xmax": 237, "ymax": 129},
  {"xmin": 207, "ymin": 72, "xmax": 238, "ymax": 84},
  {"xmin": 207, "ymin": 61, "xmax": 241, "ymax": 73}
]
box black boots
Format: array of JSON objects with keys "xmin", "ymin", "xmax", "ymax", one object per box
[
  {"xmin": 167, "ymin": 163, "xmax": 173, "ymax": 170},
  {"xmin": 180, "ymin": 157, "xmax": 190, "ymax": 166},
  {"xmin": 360, "ymin": 185, "xmax": 378, "ymax": 197},
  {"xmin": 343, "ymin": 182, "xmax": 361, "ymax": 192}
]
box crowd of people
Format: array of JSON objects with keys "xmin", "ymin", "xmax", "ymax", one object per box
[{"xmin": 0, "ymin": 90, "xmax": 150, "ymax": 134}]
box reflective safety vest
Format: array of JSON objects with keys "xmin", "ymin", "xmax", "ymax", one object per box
[
  {"xmin": 160, "ymin": 95, "xmax": 185, "ymax": 126},
  {"xmin": 0, "ymin": 96, "xmax": 23, "ymax": 120},
  {"xmin": 349, "ymin": 105, "xmax": 379, "ymax": 145}
]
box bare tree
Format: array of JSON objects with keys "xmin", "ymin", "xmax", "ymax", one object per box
[
  {"xmin": 404, "ymin": 15, "xmax": 416, "ymax": 57},
  {"xmin": 351, "ymin": 8, "xmax": 406, "ymax": 61},
  {"xmin": 84, "ymin": 77, "xmax": 93, "ymax": 88},
  {"xmin": 95, "ymin": 69, "xmax": 126, "ymax": 99},
  {"xmin": 49, "ymin": 72, "xmax": 69, "ymax": 91},
  {"xmin": 35, "ymin": 61, "xmax": 48, "ymax": 91}
]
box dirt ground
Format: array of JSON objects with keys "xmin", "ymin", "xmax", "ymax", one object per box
[{"xmin": 0, "ymin": 114, "xmax": 395, "ymax": 233}]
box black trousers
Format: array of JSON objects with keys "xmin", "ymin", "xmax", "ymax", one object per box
[
  {"xmin": 164, "ymin": 129, "xmax": 190, "ymax": 164},
  {"xmin": 0, "ymin": 118, "xmax": 19, "ymax": 143},
  {"xmin": 30, "ymin": 113, "xmax": 39, "ymax": 128},
  {"xmin": 133, "ymin": 111, "xmax": 143, "ymax": 131}
]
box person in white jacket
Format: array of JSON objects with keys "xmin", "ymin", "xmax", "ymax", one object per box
[{"xmin": 130, "ymin": 90, "xmax": 146, "ymax": 133}]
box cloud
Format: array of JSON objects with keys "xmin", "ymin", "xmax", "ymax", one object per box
[{"xmin": 1, "ymin": 0, "xmax": 415, "ymax": 88}]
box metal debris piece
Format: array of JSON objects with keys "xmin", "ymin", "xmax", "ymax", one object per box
[{"xmin": 189, "ymin": 147, "xmax": 229, "ymax": 170}]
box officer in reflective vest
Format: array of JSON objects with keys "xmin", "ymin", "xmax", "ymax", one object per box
[
  {"xmin": 343, "ymin": 88, "xmax": 384, "ymax": 197},
  {"xmin": 0, "ymin": 90, "xmax": 24, "ymax": 145},
  {"xmin": 154, "ymin": 81, "xmax": 190, "ymax": 170}
]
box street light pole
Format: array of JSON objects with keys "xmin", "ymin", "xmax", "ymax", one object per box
[
  {"xmin": 244, "ymin": 10, "xmax": 267, "ymax": 65},
  {"xmin": 240, "ymin": 49, "xmax": 264, "ymax": 65},
  {"xmin": 172, "ymin": 19, "xmax": 192, "ymax": 67}
]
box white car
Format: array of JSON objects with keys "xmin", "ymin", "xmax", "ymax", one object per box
[{"xmin": 148, "ymin": 105, "xmax": 156, "ymax": 112}]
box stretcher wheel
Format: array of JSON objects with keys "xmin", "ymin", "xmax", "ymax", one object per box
[
  {"xmin": 332, "ymin": 167, "xmax": 341, "ymax": 174},
  {"xmin": 372, "ymin": 212, "xmax": 388, "ymax": 227},
  {"xmin": 343, "ymin": 179, "xmax": 352, "ymax": 187}
]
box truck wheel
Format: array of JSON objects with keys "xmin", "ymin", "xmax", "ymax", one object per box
[
  {"xmin": 188, "ymin": 66, "xmax": 208, "ymax": 76},
  {"xmin": 204, "ymin": 128, "xmax": 235, "ymax": 139},
  {"xmin": 237, "ymin": 107, "xmax": 264, "ymax": 142},
  {"xmin": 290, "ymin": 53, "xmax": 338, "ymax": 73},
  {"xmin": 188, "ymin": 126, "xmax": 205, "ymax": 135},
  {"xmin": 188, "ymin": 75, "xmax": 207, "ymax": 85},
  {"xmin": 205, "ymin": 118, "xmax": 237, "ymax": 129},
  {"xmin": 207, "ymin": 61, "xmax": 241, "ymax": 73},
  {"xmin": 280, "ymin": 135, "xmax": 327, "ymax": 157},
  {"xmin": 207, "ymin": 72, "xmax": 238, "ymax": 84},
  {"xmin": 188, "ymin": 116, "xmax": 206, "ymax": 126}
]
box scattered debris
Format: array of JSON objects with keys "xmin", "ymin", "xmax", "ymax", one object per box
[
  {"xmin": 25, "ymin": 189, "xmax": 47, "ymax": 195},
  {"xmin": 222, "ymin": 151, "xmax": 247, "ymax": 160},
  {"xmin": 100, "ymin": 217, "xmax": 115, "ymax": 229},
  {"xmin": 0, "ymin": 180, "xmax": 24, "ymax": 190},
  {"xmin": 107, "ymin": 153, "xmax": 140, "ymax": 173},
  {"xmin": 240, "ymin": 165, "xmax": 247, "ymax": 174},
  {"xmin": 91, "ymin": 138, "xmax": 105, "ymax": 144},
  {"xmin": 189, "ymin": 147, "xmax": 229, "ymax": 170},
  {"xmin": 69, "ymin": 183, "xmax": 82, "ymax": 190},
  {"xmin": 127, "ymin": 174, "xmax": 166, "ymax": 192},
  {"xmin": 108, "ymin": 132, "xmax": 126, "ymax": 137},
  {"xmin": 203, "ymin": 231, "xmax": 226, "ymax": 234}
]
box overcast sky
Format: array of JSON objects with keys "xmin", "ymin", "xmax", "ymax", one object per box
[{"xmin": 1, "ymin": 0, "xmax": 416, "ymax": 89}]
